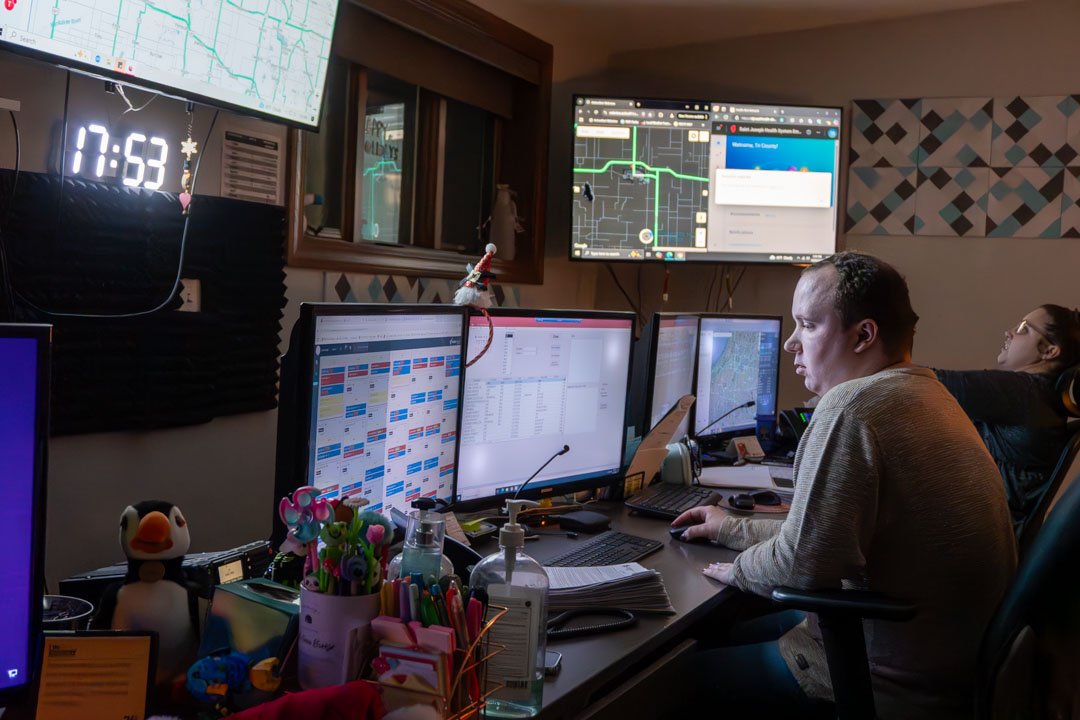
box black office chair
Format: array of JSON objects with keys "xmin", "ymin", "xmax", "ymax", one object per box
[
  {"xmin": 1016, "ymin": 364, "xmax": 1080, "ymax": 556},
  {"xmin": 772, "ymin": 467, "xmax": 1080, "ymax": 719}
]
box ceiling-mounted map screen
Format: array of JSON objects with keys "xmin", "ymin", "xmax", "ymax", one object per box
[{"xmin": 0, "ymin": 0, "xmax": 338, "ymax": 128}]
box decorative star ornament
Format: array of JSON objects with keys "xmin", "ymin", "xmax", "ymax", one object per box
[{"xmin": 181, "ymin": 137, "xmax": 199, "ymax": 159}]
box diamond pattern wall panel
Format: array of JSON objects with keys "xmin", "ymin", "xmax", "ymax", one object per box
[
  {"xmin": 913, "ymin": 167, "xmax": 989, "ymax": 237},
  {"xmin": 917, "ymin": 98, "xmax": 993, "ymax": 167},
  {"xmin": 845, "ymin": 167, "xmax": 916, "ymax": 235},
  {"xmin": 850, "ymin": 99, "xmax": 921, "ymax": 167},
  {"xmin": 849, "ymin": 95, "xmax": 1080, "ymax": 238},
  {"xmin": 991, "ymin": 96, "xmax": 1071, "ymax": 167},
  {"xmin": 1059, "ymin": 168, "xmax": 1080, "ymax": 237},
  {"xmin": 326, "ymin": 273, "xmax": 522, "ymax": 307},
  {"xmin": 986, "ymin": 167, "xmax": 1065, "ymax": 238}
]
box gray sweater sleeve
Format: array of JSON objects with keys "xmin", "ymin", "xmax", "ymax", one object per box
[{"xmin": 726, "ymin": 403, "xmax": 881, "ymax": 598}]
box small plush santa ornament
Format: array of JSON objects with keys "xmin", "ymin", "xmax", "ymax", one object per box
[{"xmin": 454, "ymin": 243, "xmax": 497, "ymax": 307}]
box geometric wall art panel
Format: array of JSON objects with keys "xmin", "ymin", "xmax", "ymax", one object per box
[
  {"xmin": 1063, "ymin": 96, "xmax": 1080, "ymax": 166},
  {"xmin": 986, "ymin": 167, "xmax": 1065, "ymax": 238},
  {"xmin": 845, "ymin": 167, "xmax": 916, "ymax": 235},
  {"xmin": 917, "ymin": 97, "xmax": 993, "ymax": 167},
  {"xmin": 850, "ymin": 99, "xmax": 921, "ymax": 167},
  {"xmin": 914, "ymin": 167, "xmax": 989, "ymax": 237},
  {"xmin": 1061, "ymin": 168, "xmax": 1080, "ymax": 238},
  {"xmin": 991, "ymin": 96, "xmax": 1070, "ymax": 167},
  {"xmin": 325, "ymin": 273, "xmax": 522, "ymax": 307},
  {"xmin": 850, "ymin": 95, "xmax": 1080, "ymax": 239}
]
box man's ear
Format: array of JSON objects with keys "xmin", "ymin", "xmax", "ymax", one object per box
[{"xmin": 853, "ymin": 319, "xmax": 879, "ymax": 354}]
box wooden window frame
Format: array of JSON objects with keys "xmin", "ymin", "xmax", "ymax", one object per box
[{"xmin": 286, "ymin": 0, "xmax": 551, "ymax": 285}]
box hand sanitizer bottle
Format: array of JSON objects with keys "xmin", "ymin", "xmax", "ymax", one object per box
[{"xmin": 470, "ymin": 499, "xmax": 549, "ymax": 717}]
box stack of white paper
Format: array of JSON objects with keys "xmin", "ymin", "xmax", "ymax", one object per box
[{"xmin": 542, "ymin": 563, "xmax": 675, "ymax": 614}]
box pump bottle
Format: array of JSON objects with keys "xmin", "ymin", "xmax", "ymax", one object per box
[{"xmin": 469, "ymin": 499, "xmax": 549, "ymax": 718}]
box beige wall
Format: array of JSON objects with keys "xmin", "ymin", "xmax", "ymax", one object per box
[
  {"xmin": 604, "ymin": 0, "xmax": 1080, "ymax": 408},
  {"xmin": 7, "ymin": 0, "xmax": 1080, "ymax": 585}
]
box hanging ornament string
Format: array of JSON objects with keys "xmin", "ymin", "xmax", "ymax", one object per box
[
  {"xmin": 464, "ymin": 304, "xmax": 494, "ymax": 368},
  {"xmin": 178, "ymin": 106, "xmax": 198, "ymax": 214}
]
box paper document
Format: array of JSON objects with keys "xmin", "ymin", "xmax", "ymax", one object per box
[
  {"xmin": 543, "ymin": 563, "xmax": 674, "ymax": 614},
  {"xmin": 699, "ymin": 463, "xmax": 777, "ymax": 490},
  {"xmin": 37, "ymin": 633, "xmax": 153, "ymax": 720}
]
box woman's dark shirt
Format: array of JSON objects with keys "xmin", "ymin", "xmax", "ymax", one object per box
[{"xmin": 934, "ymin": 369, "xmax": 1067, "ymax": 535}]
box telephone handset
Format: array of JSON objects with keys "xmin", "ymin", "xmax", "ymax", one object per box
[{"xmin": 778, "ymin": 407, "xmax": 814, "ymax": 445}]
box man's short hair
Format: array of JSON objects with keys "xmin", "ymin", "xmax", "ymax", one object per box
[{"xmin": 806, "ymin": 252, "xmax": 919, "ymax": 356}]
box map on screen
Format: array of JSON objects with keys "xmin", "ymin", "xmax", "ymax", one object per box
[{"xmin": 0, "ymin": 0, "xmax": 337, "ymax": 126}]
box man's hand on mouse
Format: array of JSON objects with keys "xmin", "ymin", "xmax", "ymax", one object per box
[
  {"xmin": 670, "ymin": 505, "xmax": 728, "ymax": 543},
  {"xmin": 703, "ymin": 562, "xmax": 735, "ymax": 585}
]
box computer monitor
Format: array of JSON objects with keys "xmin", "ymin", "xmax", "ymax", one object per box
[
  {"xmin": 455, "ymin": 309, "xmax": 635, "ymax": 509},
  {"xmin": 571, "ymin": 94, "xmax": 841, "ymax": 264},
  {"xmin": 0, "ymin": 324, "xmax": 50, "ymax": 708},
  {"xmin": 274, "ymin": 304, "xmax": 468, "ymax": 532},
  {"xmin": 0, "ymin": 0, "xmax": 338, "ymax": 128},
  {"xmin": 632, "ymin": 313, "xmax": 699, "ymax": 439},
  {"xmin": 692, "ymin": 314, "xmax": 782, "ymax": 440}
]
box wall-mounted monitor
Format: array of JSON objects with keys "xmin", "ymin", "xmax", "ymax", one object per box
[
  {"xmin": 0, "ymin": 0, "xmax": 338, "ymax": 128},
  {"xmin": 571, "ymin": 95, "xmax": 841, "ymax": 264}
]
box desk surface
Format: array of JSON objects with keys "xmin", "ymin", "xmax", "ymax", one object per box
[{"xmin": 469, "ymin": 502, "xmax": 739, "ymax": 719}]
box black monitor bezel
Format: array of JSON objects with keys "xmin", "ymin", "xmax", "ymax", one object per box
[
  {"xmin": 291, "ymin": 303, "xmax": 470, "ymax": 514},
  {"xmin": 0, "ymin": 30, "xmax": 337, "ymax": 131},
  {"xmin": 569, "ymin": 92, "xmax": 843, "ymax": 266},
  {"xmin": 0, "ymin": 323, "xmax": 50, "ymax": 709},
  {"xmin": 691, "ymin": 312, "xmax": 784, "ymax": 442},
  {"xmin": 453, "ymin": 307, "xmax": 637, "ymax": 513},
  {"xmin": 642, "ymin": 312, "xmax": 700, "ymax": 436}
]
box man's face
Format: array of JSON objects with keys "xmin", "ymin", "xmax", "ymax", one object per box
[{"xmin": 783, "ymin": 267, "xmax": 864, "ymax": 397}]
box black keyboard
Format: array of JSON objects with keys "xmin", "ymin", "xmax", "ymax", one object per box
[
  {"xmin": 544, "ymin": 530, "xmax": 664, "ymax": 567},
  {"xmin": 624, "ymin": 484, "xmax": 721, "ymax": 520}
]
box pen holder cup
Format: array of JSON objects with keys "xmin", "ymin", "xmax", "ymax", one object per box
[
  {"xmin": 298, "ymin": 587, "xmax": 381, "ymax": 689},
  {"xmin": 368, "ymin": 604, "xmax": 508, "ymax": 720}
]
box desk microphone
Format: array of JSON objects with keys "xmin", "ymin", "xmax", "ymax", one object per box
[
  {"xmin": 697, "ymin": 400, "xmax": 755, "ymax": 436},
  {"xmin": 512, "ymin": 445, "xmax": 571, "ymax": 501}
]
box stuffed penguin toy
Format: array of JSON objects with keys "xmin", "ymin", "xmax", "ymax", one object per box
[{"xmin": 93, "ymin": 500, "xmax": 199, "ymax": 683}]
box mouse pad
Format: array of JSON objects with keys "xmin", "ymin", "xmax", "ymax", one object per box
[{"xmin": 719, "ymin": 498, "xmax": 790, "ymax": 514}]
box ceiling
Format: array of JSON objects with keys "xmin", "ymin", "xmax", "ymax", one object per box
[{"xmin": 470, "ymin": 0, "xmax": 1025, "ymax": 53}]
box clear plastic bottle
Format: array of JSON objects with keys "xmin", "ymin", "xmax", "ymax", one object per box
[
  {"xmin": 470, "ymin": 500, "xmax": 549, "ymax": 718},
  {"xmin": 397, "ymin": 509, "xmax": 446, "ymax": 584}
]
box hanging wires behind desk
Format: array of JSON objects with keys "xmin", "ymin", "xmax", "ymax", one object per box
[{"xmin": 13, "ymin": 85, "xmax": 220, "ymax": 319}]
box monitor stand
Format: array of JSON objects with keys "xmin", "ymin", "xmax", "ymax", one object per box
[{"xmin": 623, "ymin": 394, "xmax": 694, "ymax": 497}]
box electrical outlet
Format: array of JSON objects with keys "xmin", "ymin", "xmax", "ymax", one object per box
[{"xmin": 178, "ymin": 278, "xmax": 201, "ymax": 312}]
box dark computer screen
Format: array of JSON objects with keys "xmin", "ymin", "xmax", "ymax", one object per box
[
  {"xmin": 693, "ymin": 314, "xmax": 782, "ymax": 438},
  {"xmin": 297, "ymin": 305, "xmax": 468, "ymax": 515},
  {"xmin": 0, "ymin": 324, "xmax": 49, "ymax": 707},
  {"xmin": 455, "ymin": 310, "xmax": 635, "ymax": 508}
]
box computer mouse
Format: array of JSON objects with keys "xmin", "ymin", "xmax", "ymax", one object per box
[
  {"xmin": 729, "ymin": 493, "xmax": 756, "ymax": 510},
  {"xmin": 752, "ymin": 490, "xmax": 782, "ymax": 506},
  {"xmin": 668, "ymin": 525, "xmax": 712, "ymax": 544}
]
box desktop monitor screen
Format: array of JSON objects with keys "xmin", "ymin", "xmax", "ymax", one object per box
[
  {"xmin": 0, "ymin": 324, "xmax": 49, "ymax": 707},
  {"xmin": 300, "ymin": 305, "xmax": 468, "ymax": 515},
  {"xmin": 455, "ymin": 309, "xmax": 634, "ymax": 508},
  {"xmin": 571, "ymin": 95, "xmax": 841, "ymax": 264},
  {"xmin": 0, "ymin": 0, "xmax": 338, "ymax": 128},
  {"xmin": 646, "ymin": 313, "xmax": 699, "ymax": 437},
  {"xmin": 693, "ymin": 314, "xmax": 782, "ymax": 439}
]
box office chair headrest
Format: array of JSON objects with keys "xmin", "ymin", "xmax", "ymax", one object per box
[{"xmin": 1057, "ymin": 364, "xmax": 1079, "ymax": 417}]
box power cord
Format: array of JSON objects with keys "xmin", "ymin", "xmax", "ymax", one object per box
[
  {"xmin": 0, "ymin": 109, "xmax": 20, "ymax": 320},
  {"xmin": 13, "ymin": 99, "xmax": 219, "ymax": 319}
]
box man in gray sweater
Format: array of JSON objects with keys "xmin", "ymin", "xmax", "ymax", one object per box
[{"xmin": 674, "ymin": 252, "xmax": 1016, "ymax": 718}]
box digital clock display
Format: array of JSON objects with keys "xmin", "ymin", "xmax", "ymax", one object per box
[{"xmin": 70, "ymin": 124, "xmax": 170, "ymax": 190}]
